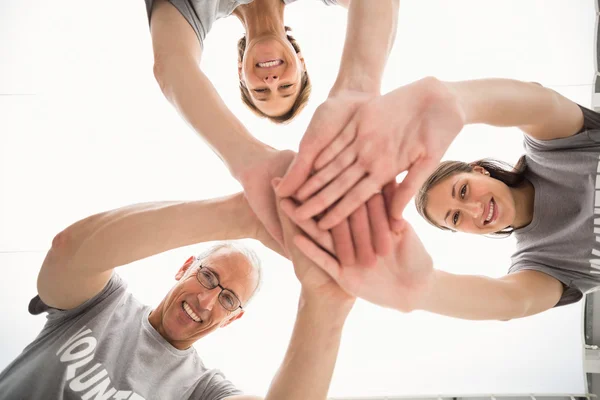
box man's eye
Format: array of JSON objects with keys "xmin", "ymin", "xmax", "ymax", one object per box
[
  {"xmin": 222, "ymin": 294, "xmax": 235, "ymax": 307},
  {"xmin": 200, "ymin": 270, "xmax": 216, "ymax": 283},
  {"xmin": 453, "ymin": 211, "xmax": 460, "ymax": 225},
  {"xmin": 460, "ymin": 184, "xmax": 467, "ymax": 199}
]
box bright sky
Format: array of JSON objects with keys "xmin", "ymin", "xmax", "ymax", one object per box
[{"xmin": 0, "ymin": 0, "xmax": 594, "ymax": 396}]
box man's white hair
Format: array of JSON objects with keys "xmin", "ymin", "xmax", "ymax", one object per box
[{"xmin": 196, "ymin": 241, "xmax": 262, "ymax": 307}]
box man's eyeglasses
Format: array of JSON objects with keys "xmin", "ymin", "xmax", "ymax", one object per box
[{"xmin": 191, "ymin": 257, "xmax": 243, "ymax": 312}]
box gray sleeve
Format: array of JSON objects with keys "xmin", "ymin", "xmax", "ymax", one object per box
[
  {"xmin": 143, "ymin": 0, "xmax": 206, "ymax": 47},
  {"xmin": 29, "ymin": 273, "xmax": 127, "ymax": 329},
  {"xmin": 523, "ymin": 105, "xmax": 600, "ymax": 152},
  {"xmin": 197, "ymin": 369, "xmax": 243, "ymax": 400},
  {"xmin": 508, "ymin": 263, "xmax": 583, "ymax": 308}
]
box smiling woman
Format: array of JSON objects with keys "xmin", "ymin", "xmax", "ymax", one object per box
[{"xmin": 237, "ymin": 27, "xmax": 311, "ymax": 123}]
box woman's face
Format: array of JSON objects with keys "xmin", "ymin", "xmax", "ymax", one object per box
[
  {"xmin": 239, "ymin": 35, "xmax": 305, "ymax": 117},
  {"xmin": 425, "ymin": 167, "xmax": 517, "ymax": 235}
]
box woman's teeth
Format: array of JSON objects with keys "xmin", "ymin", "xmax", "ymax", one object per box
[
  {"xmin": 485, "ymin": 199, "xmax": 495, "ymax": 223},
  {"xmin": 256, "ymin": 59, "xmax": 283, "ymax": 68},
  {"xmin": 183, "ymin": 301, "xmax": 202, "ymax": 323}
]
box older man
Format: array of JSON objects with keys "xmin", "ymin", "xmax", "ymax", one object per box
[{"xmin": 0, "ymin": 191, "xmax": 354, "ymax": 400}]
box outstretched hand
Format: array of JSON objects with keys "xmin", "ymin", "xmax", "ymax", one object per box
[
  {"xmin": 280, "ymin": 192, "xmax": 435, "ymax": 312},
  {"xmin": 277, "ymin": 78, "xmax": 465, "ymax": 231},
  {"xmin": 238, "ymin": 149, "xmax": 296, "ymax": 249}
]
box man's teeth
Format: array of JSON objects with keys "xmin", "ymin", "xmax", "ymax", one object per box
[
  {"xmin": 257, "ymin": 60, "xmax": 283, "ymax": 68},
  {"xmin": 485, "ymin": 200, "xmax": 495, "ymax": 223},
  {"xmin": 183, "ymin": 301, "xmax": 201, "ymax": 323}
]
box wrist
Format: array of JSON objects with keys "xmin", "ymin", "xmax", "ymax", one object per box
[
  {"xmin": 230, "ymin": 140, "xmax": 275, "ymax": 181},
  {"xmin": 299, "ymin": 289, "xmax": 355, "ymax": 321},
  {"xmin": 329, "ymin": 76, "xmax": 381, "ymax": 98}
]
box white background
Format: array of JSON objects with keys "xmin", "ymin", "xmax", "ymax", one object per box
[{"xmin": 0, "ymin": 0, "xmax": 594, "ymax": 396}]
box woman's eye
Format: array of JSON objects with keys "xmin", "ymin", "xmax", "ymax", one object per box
[
  {"xmin": 253, "ymin": 88, "xmax": 267, "ymax": 93},
  {"xmin": 453, "ymin": 211, "xmax": 460, "ymax": 225},
  {"xmin": 280, "ymin": 84, "xmax": 292, "ymax": 89},
  {"xmin": 460, "ymin": 184, "xmax": 467, "ymax": 199}
]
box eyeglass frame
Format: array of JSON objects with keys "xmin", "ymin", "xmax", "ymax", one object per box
[{"xmin": 190, "ymin": 256, "xmax": 244, "ymax": 312}]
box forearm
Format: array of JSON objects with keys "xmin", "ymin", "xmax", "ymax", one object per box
[
  {"xmin": 156, "ymin": 59, "xmax": 270, "ymax": 178},
  {"xmin": 59, "ymin": 192, "xmax": 254, "ymax": 272},
  {"xmin": 413, "ymin": 270, "xmax": 527, "ymax": 321},
  {"xmin": 331, "ymin": 0, "xmax": 399, "ymax": 95},
  {"xmin": 442, "ymin": 78, "xmax": 582, "ymax": 138},
  {"xmin": 265, "ymin": 293, "xmax": 352, "ymax": 400}
]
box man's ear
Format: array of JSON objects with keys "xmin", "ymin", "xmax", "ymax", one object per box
[
  {"xmin": 175, "ymin": 256, "xmax": 195, "ymax": 281},
  {"xmin": 220, "ymin": 310, "xmax": 245, "ymax": 328}
]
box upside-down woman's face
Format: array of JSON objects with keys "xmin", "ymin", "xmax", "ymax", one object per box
[
  {"xmin": 239, "ymin": 35, "xmax": 305, "ymax": 117},
  {"xmin": 425, "ymin": 167, "xmax": 518, "ymax": 235}
]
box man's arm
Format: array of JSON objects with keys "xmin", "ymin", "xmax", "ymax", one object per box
[
  {"xmin": 227, "ymin": 198, "xmax": 355, "ymax": 400},
  {"xmin": 38, "ymin": 193, "xmax": 260, "ymax": 310},
  {"xmin": 227, "ymin": 292, "xmax": 352, "ymax": 400}
]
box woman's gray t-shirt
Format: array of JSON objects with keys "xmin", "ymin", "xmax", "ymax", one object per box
[
  {"xmin": 144, "ymin": 0, "xmax": 338, "ymax": 48},
  {"xmin": 509, "ymin": 106, "xmax": 600, "ymax": 307},
  {"xmin": 0, "ymin": 274, "xmax": 241, "ymax": 400}
]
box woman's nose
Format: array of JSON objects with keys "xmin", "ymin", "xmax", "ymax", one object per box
[
  {"xmin": 463, "ymin": 201, "xmax": 484, "ymax": 219},
  {"xmin": 264, "ymin": 74, "xmax": 278, "ymax": 83}
]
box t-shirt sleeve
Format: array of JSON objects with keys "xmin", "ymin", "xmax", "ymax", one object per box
[
  {"xmin": 143, "ymin": 0, "xmax": 206, "ymax": 47},
  {"xmin": 29, "ymin": 273, "xmax": 127, "ymax": 330},
  {"xmin": 508, "ymin": 263, "xmax": 583, "ymax": 308},
  {"xmin": 523, "ymin": 105, "xmax": 600, "ymax": 152},
  {"xmin": 198, "ymin": 369, "xmax": 243, "ymax": 400}
]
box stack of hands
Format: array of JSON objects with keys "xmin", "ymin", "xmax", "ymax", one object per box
[{"xmin": 239, "ymin": 77, "xmax": 466, "ymax": 311}]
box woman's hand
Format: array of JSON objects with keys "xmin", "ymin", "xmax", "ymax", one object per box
[{"xmin": 278, "ymin": 78, "xmax": 466, "ymax": 231}]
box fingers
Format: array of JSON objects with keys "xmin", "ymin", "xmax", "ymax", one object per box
[
  {"xmin": 295, "ymin": 145, "xmax": 357, "ymax": 202},
  {"xmin": 389, "ymin": 156, "xmax": 436, "ymax": 222},
  {"xmin": 313, "ymin": 121, "xmax": 357, "ymax": 170},
  {"xmin": 382, "ymin": 181, "xmax": 398, "ymax": 211},
  {"xmin": 366, "ymin": 194, "xmax": 393, "ymax": 256},
  {"xmin": 348, "ymin": 204, "xmax": 376, "ymax": 266},
  {"xmin": 274, "ymin": 153, "xmax": 314, "ymax": 198},
  {"xmin": 279, "ymin": 198, "xmax": 335, "ymax": 254},
  {"xmin": 293, "ymin": 235, "xmax": 342, "ymax": 281},
  {"xmin": 331, "ymin": 219, "xmax": 356, "ymax": 266},
  {"xmin": 317, "ymin": 176, "xmax": 379, "ymax": 230},
  {"xmin": 295, "ymin": 163, "xmax": 366, "ymax": 222}
]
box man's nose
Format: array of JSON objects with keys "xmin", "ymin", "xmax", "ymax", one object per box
[{"xmin": 198, "ymin": 290, "xmax": 219, "ymax": 311}]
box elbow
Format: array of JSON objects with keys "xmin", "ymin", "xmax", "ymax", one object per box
[{"xmin": 152, "ymin": 60, "xmax": 171, "ymax": 98}]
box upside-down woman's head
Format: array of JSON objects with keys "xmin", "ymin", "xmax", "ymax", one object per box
[
  {"xmin": 415, "ymin": 157, "xmax": 529, "ymax": 236},
  {"xmin": 237, "ymin": 27, "xmax": 311, "ymax": 124}
]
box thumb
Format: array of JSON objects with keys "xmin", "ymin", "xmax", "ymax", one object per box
[
  {"xmin": 274, "ymin": 154, "xmax": 313, "ymax": 198},
  {"xmin": 390, "ymin": 157, "xmax": 435, "ymax": 222}
]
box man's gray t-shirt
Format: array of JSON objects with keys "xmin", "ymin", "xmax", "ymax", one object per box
[
  {"xmin": 0, "ymin": 274, "xmax": 241, "ymax": 400},
  {"xmin": 144, "ymin": 0, "xmax": 338, "ymax": 48},
  {"xmin": 509, "ymin": 106, "xmax": 600, "ymax": 307}
]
